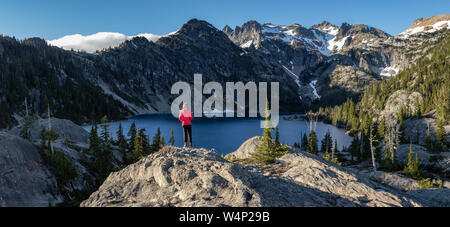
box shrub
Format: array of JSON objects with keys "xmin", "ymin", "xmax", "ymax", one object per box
[{"xmin": 417, "ymin": 178, "xmax": 443, "ymax": 189}]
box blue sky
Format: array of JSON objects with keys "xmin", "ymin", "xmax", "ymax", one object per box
[{"xmin": 0, "ymin": 0, "xmax": 449, "ymax": 40}]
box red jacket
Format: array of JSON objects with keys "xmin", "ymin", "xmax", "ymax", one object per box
[{"xmin": 179, "ymin": 109, "xmax": 193, "ymax": 126}]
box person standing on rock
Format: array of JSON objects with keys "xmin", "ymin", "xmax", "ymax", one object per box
[{"xmin": 178, "ymin": 103, "xmax": 193, "ymax": 147}]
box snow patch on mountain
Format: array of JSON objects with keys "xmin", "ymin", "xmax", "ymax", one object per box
[
  {"xmin": 241, "ymin": 40, "xmax": 253, "ymax": 48},
  {"xmin": 281, "ymin": 65, "xmax": 303, "ymax": 101},
  {"xmin": 47, "ymin": 32, "xmax": 161, "ymax": 53},
  {"xmin": 399, "ymin": 20, "xmax": 450, "ymax": 38},
  {"xmin": 379, "ymin": 66, "xmax": 399, "ymax": 77},
  {"xmin": 260, "ymin": 23, "xmax": 348, "ymax": 56},
  {"xmin": 309, "ymin": 80, "xmax": 320, "ymax": 99},
  {"xmin": 327, "ymin": 36, "xmax": 349, "ymax": 52}
]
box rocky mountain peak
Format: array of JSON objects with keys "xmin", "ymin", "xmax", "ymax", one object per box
[
  {"xmin": 119, "ymin": 36, "xmax": 151, "ymax": 49},
  {"xmin": 409, "ymin": 14, "xmax": 450, "ymax": 30},
  {"xmin": 241, "ymin": 20, "xmax": 263, "ymax": 31},
  {"xmin": 222, "ymin": 25, "xmax": 233, "ymax": 34},
  {"xmin": 400, "ymin": 14, "xmax": 450, "ymax": 38},
  {"xmin": 311, "ymin": 21, "xmax": 337, "ymax": 31},
  {"xmin": 157, "ymin": 18, "xmax": 235, "ymax": 50},
  {"xmin": 223, "ymin": 20, "xmax": 265, "ymax": 49},
  {"xmin": 177, "ymin": 18, "xmax": 219, "ymax": 36}
]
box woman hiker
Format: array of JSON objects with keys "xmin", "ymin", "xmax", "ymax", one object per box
[{"xmin": 178, "ymin": 103, "xmax": 193, "ymax": 147}]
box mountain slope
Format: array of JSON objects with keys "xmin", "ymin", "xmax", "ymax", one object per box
[
  {"xmin": 93, "ymin": 19, "xmax": 304, "ymax": 113},
  {"xmin": 223, "ymin": 18, "xmax": 448, "ymax": 108},
  {"xmin": 0, "ymin": 36, "xmax": 132, "ymax": 128}
]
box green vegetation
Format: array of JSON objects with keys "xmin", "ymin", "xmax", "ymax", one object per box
[
  {"xmin": 399, "ymin": 144, "xmax": 421, "ymax": 178},
  {"xmin": 0, "ymin": 36, "xmax": 131, "ymax": 129},
  {"xmin": 417, "ymin": 178, "xmax": 443, "ymax": 189},
  {"xmin": 318, "ymin": 33, "xmax": 449, "ymax": 152},
  {"xmin": 308, "ymin": 130, "xmax": 319, "ymax": 155},
  {"xmin": 316, "ymin": 32, "xmax": 450, "ymax": 174},
  {"xmin": 170, "ymin": 129, "xmax": 175, "ymax": 146},
  {"xmin": 251, "ymin": 104, "xmax": 290, "ymax": 163},
  {"xmin": 39, "ymin": 127, "xmax": 77, "ymax": 189},
  {"xmin": 322, "ymin": 151, "xmax": 342, "ymax": 166}
]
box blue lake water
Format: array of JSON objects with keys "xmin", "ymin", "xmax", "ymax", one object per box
[{"xmin": 83, "ymin": 114, "xmax": 353, "ymax": 155}]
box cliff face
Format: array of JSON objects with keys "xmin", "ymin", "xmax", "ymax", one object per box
[
  {"xmin": 81, "ymin": 144, "xmax": 449, "ymax": 207},
  {"xmin": 0, "ymin": 132, "xmax": 63, "ymax": 206}
]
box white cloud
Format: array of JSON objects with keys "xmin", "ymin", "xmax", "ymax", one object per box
[{"xmin": 47, "ymin": 32, "xmax": 162, "ymax": 53}]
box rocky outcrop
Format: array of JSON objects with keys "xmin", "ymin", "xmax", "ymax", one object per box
[
  {"xmin": 81, "ymin": 143, "xmax": 450, "ymax": 207},
  {"xmin": 382, "ymin": 90, "xmax": 423, "ymax": 118},
  {"xmin": 276, "ymin": 152, "xmax": 424, "ymax": 207},
  {"xmin": 225, "ymin": 136, "xmax": 261, "ymax": 161},
  {"xmin": 9, "ymin": 117, "xmax": 89, "ymax": 144},
  {"xmin": 0, "ymin": 132, "xmax": 63, "ymax": 206},
  {"xmin": 82, "ymin": 146, "xmax": 356, "ymax": 207},
  {"xmin": 395, "ymin": 144, "xmax": 432, "ymax": 165},
  {"xmin": 406, "ymin": 189, "xmax": 450, "ymax": 207},
  {"xmin": 403, "ymin": 110, "xmax": 450, "ymax": 145},
  {"xmin": 372, "ymin": 171, "xmax": 419, "ymax": 191},
  {"xmin": 8, "ymin": 117, "xmax": 107, "ymax": 200}
]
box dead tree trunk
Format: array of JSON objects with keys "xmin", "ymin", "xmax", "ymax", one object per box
[
  {"xmin": 359, "ymin": 131, "xmax": 364, "ymax": 161},
  {"xmin": 48, "ymin": 104, "xmax": 54, "ymax": 154},
  {"xmin": 369, "ymin": 126, "xmax": 377, "ymax": 173}
]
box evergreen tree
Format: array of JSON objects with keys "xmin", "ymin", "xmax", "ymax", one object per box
[
  {"xmin": 401, "ymin": 144, "xmax": 420, "ymax": 178},
  {"xmin": 170, "ymin": 129, "xmax": 175, "ymax": 146},
  {"xmin": 436, "ymin": 121, "xmax": 448, "ymax": 152},
  {"xmin": 116, "ymin": 123, "xmax": 128, "ymax": 163},
  {"xmin": 320, "ymin": 130, "xmax": 333, "ymax": 153},
  {"xmin": 95, "ymin": 116, "xmax": 114, "ymax": 182},
  {"xmin": 251, "ymin": 102, "xmax": 290, "ymax": 163},
  {"xmin": 301, "ymin": 133, "xmax": 308, "ymax": 151},
  {"xmin": 160, "ymin": 133, "xmax": 165, "ymax": 147},
  {"xmin": 275, "ymin": 127, "xmax": 280, "ymax": 146},
  {"xmin": 99, "ymin": 116, "xmax": 110, "ymax": 150},
  {"xmin": 128, "ymin": 121, "xmax": 137, "ymax": 151},
  {"xmin": 349, "ymin": 136, "xmax": 360, "ymax": 162},
  {"xmin": 308, "ymin": 130, "xmax": 318, "ymax": 155},
  {"xmin": 89, "ymin": 124, "xmax": 100, "ymax": 154},
  {"xmin": 130, "ymin": 129, "xmax": 144, "ymax": 163},
  {"xmin": 150, "ymin": 128, "xmax": 161, "ymax": 153}
]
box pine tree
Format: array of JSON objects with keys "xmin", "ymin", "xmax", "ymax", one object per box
[
  {"xmin": 275, "ymin": 127, "xmax": 280, "ymax": 146},
  {"xmin": 160, "ymin": 133, "xmax": 165, "ymax": 147},
  {"xmin": 251, "ymin": 101, "xmax": 289, "ymax": 163},
  {"xmin": 128, "ymin": 121, "xmax": 137, "ymax": 151},
  {"xmin": 89, "ymin": 124, "xmax": 100, "ymax": 154},
  {"xmin": 130, "ymin": 128, "xmax": 144, "ymax": 163},
  {"xmin": 308, "ymin": 130, "xmax": 318, "ymax": 155},
  {"xmin": 402, "ymin": 144, "xmax": 420, "ymax": 178},
  {"xmin": 100, "ymin": 116, "xmax": 110, "ymax": 150},
  {"xmin": 301, "ymin": 133, "xmax": 308, "ymax": 151},
  {"xmin": 95, "ymin": 116, "xmax": 114, "ymax": 181},
  {"xmin": 320, "ymin": 130, "xmax": 332, "ymax": 153},
  {"xmin": 170, "ymin": 129, "xmax": 175, "ymax": 146},
  {"xmin": 331, "ymin": 139, "xmax": 337, "ymax": 160},
  {"xmin": 150, "ymin": 128, "xmax": 161, "ymax": 153},
  {"xmin": 116, "ymin": 123, "xmax": 128, "ymax": 163},
  {"xmin": 436, "ymin": 121, "xmax": 448, "ymax": 152}
]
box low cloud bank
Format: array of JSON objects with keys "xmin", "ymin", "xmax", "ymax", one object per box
[{"xmin": 47, "ymin": 32, "xmax": 161, "ymax": 53}]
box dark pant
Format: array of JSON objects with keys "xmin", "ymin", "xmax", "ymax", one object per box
[{"xmin": 182, "ymin": 125, "xmax": 192, "ymax": 146}]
